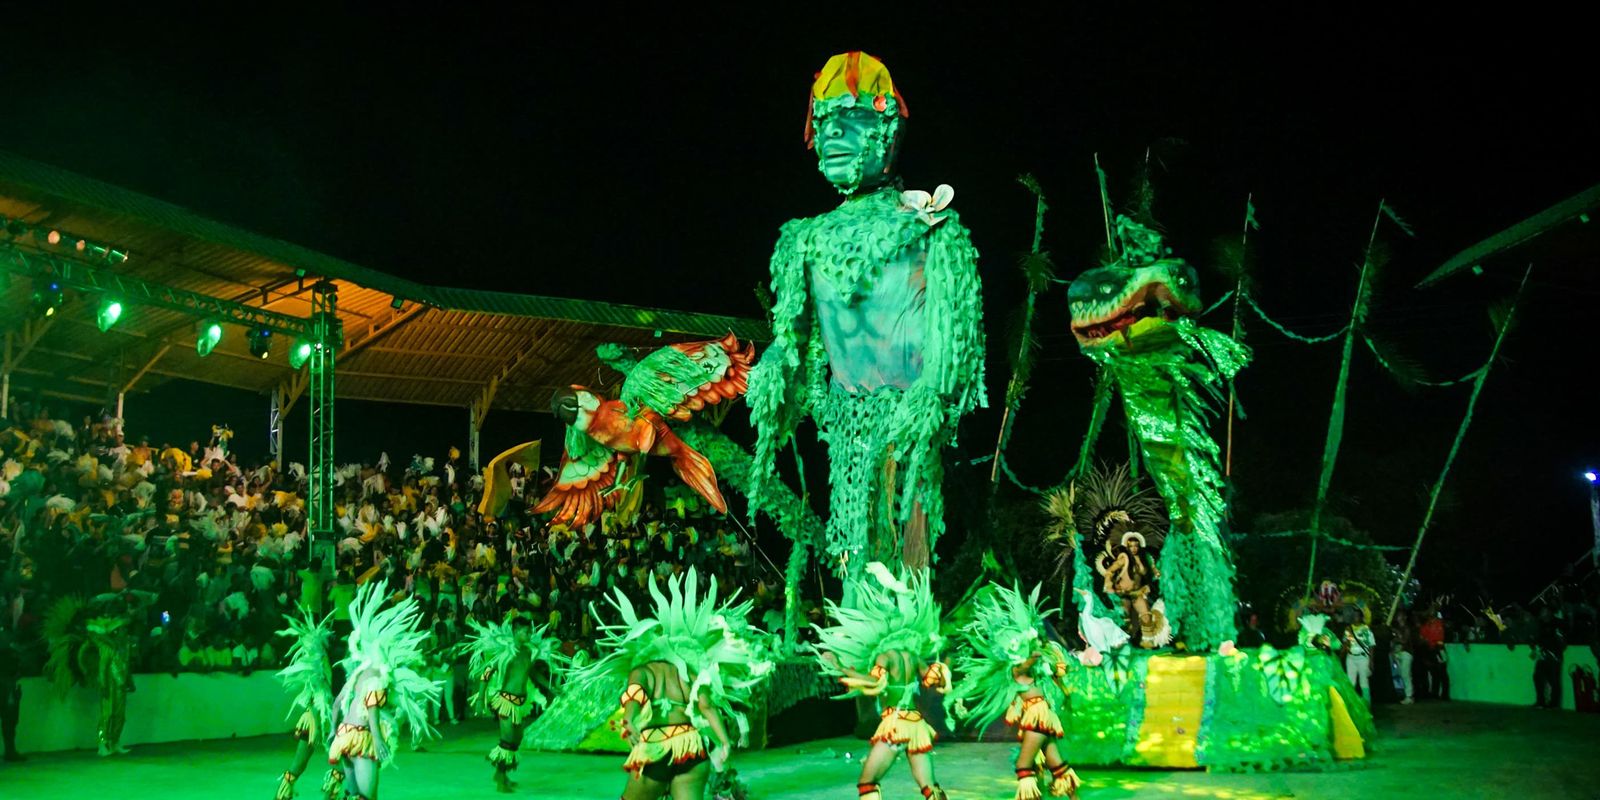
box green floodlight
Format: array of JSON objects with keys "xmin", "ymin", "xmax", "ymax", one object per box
[
  {"xmin": 96, "ymin": 298, "xmax": 124, "ymax": 332},
  {"xmin": 289, "ymin": 337, "xmax": 315, "ymax": 369},
  {"xmin": 197, "ymin": 321, "xmax": 223, "ymax": 357}
]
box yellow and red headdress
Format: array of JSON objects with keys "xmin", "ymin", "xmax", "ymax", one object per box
[{"xmin": 805, "ymin": 51, "xmax": 909, "ymax": 149}]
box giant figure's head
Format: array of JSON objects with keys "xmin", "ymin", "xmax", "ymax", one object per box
[
  {"xmin": 1068, "ymin": 216, "xmax": 1202, "ymax": 357},
  {"xmin": 805, "ymin": 51, "xmax": 909, "ymax": 195}
]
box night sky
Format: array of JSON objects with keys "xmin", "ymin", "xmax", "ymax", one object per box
[{"xmin": 2, "ymin": 11, "xmax": 1596, "ymax": 601}]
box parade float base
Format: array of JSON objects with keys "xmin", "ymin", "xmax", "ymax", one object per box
[
  {"xmin": 956, "ymin": 648, "xmax": 1373, "ymax": 772},
  {"xmin": 527, "ymin": 651, "xmax": 1369, "ymax": 771}
]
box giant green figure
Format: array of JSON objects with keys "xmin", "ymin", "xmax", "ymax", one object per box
[
  {"xmin": 749, "ymin": 51, "xmax": 986, "ymax": 574},
  {"xmin": 1067, "ymin": 217, "xmax": 1248, "ymax": 651}
]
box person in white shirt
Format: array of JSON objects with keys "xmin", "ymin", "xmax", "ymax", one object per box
[{"xmin": 1344, "ymin": 622, "xmax": 1376, "ymax": 700}]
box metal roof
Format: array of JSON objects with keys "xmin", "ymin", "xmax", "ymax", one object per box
[{"xmin": 0, "ymin": 150, "xmax": 766, "ymax": 412}]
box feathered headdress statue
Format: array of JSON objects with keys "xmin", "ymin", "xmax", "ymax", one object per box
[
  {"xmin": 570, "ymin": 568, "xmax": 772, "ymax": 744},
  {"xmin": 333, "ymin": 580, "xmax": 442, "ymax": 763},
  {"xmin": 276, "ymin": 604, "xmax": 336, "ymax": 743},
  {"xmin": 811, "ymin": 562, "xmax": 944, "ymax": 695},
  {"xmin": 945, "ymin": 583, "xmax": 1069, "ymax": 733}
]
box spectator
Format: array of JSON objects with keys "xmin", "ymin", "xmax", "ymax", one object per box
[
  {"xmin": 1417, "ymin": 607, "xmax": 1449, "ymax": 701},
  {"xmin": 1390, "ymin": 615, "xmax": 1415, "ymax": 705},
  {"xmin": 1343, "ymin": 621, "xmax": 1376, "ymax": 700},
  {"xmin": 1533, "ymin": 605, "xmax": 1566, "ymax": 709}
]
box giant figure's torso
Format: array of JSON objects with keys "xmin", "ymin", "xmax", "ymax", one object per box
[{"xmin": 801, "ymin": 189, "xmax": 932, "ymax": 392}]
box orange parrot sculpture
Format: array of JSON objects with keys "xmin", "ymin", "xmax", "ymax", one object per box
[{"xmin": 532, "ymin": 333, "xmax": 754, "ymax": 528}]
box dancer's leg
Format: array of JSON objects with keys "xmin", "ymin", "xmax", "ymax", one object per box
[
  {"xmin": 668, "ymin": 759, "xmax": 710, "ymax": 800},
  {"xmin": 621, "ymin": 771, "xmax": 669, "ymax": 800},
  {"xmin": 1397, "ymin": 651, "xmax": 1414, "ymax": 702},
  {"xmin": 1041, "ymin": 739, "xmax": 1081, "ymax": 798},
  {"xmin": 349, "ymin": 756, "xmax": 379, "ymax": 800},
  {"xmin": 278, "ymin": 739, "xmax": 315, "ymax": 799},
  {"xmin": 907, "ymin": 751, "xmax": 946, "ymax": 799},
  {"xmin": 1015, "ymin": 730, "xmax": 1048, "ymax": 799},
  {"xmin": 855, "ymin": 741, "xmax": 899, "ymax": 800}
]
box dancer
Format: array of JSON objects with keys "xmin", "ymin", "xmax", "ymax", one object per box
[
  {"xmin": 570, "ymin": 567, "xmax": 771, "ymax": 800},
  {"xmin": 273, "ymin": 604, "xmax": 336, "ymax": 799},
  {"xmin": 42, "ymin": 593, "xmax": 143, "ymax": 756},
  {"xmin": 461, "ymin": 614, "xmax": 568, "ymax": 792},
  {"xmin": 947, "ymin": 584, "xmax": 1080, "ymax": 799},
  {"xmin": 812, "ymin": 562, "xmax": 950, "ymax": 800},
  {"xmin": 327, "ymin": 580, "xmax": 442, "ymax": 800}
]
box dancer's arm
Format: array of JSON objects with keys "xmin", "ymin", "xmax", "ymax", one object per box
[{"xmin": 697, "ymin": 692, "xmax": 733, "ymax": 770}]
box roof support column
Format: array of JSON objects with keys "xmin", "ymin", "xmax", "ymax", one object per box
[{"xmin": 307, "ymin": 281, "xmax": 341, "ymax": 571}]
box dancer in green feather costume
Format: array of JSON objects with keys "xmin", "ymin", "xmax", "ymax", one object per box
[{"xmin": 946, "ymin": 583, "xmax": 1081, "ymax": 799}]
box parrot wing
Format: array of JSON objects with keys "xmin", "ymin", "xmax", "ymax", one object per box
[
  {"xmin": 619, "ymin": 333, "xmax": 754, "ymax": 422},
  {"xmin": 531, "ymin": 425, "xmax": 628, "ymax": 528}
]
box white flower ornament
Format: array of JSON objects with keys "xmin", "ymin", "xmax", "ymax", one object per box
[{"xmin": 901, "ymin": 184, "xmax": 955, "ymax": 227}]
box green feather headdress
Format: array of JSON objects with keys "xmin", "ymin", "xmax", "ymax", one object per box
[
  {"xmin": 334, "ymin": 580, "xmax": 441, "ymax": 762},
  {"xmin": 459, "ymin": 617, "xmax": 569, "ymax": 710},
  {"xmin": 811, "ymin": 562, "xmax": 944, "ymax": 685},
  {"xmin": 945, "ymin": 583, "xmax": 1068, "ymax": 732},
  {"xmin": 574, "ymin": 568, "xmax": 773, "ymax": 744},
  {"xmin": 276, "ymin": 604, "xmax": 335, "ymax": 738}
]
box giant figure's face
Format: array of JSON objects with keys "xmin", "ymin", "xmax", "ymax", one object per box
[
  {"xmin": 1067, "ymin": 260, "xmax": 1201, "ymax": 356},
  {"xmin": 812, "ymin": 101, "xmax": 900, "ymax": 193}
]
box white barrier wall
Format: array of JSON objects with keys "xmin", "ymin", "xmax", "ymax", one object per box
[
  {"xmin": 15, "ymin": 671, "xmax": 295, "ymax": 754},
  {"xmin": 1443, "ymin": 643, "xmax": 1599, "ymax": 709}
]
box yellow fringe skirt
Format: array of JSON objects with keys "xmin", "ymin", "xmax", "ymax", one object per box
[
  {"xmin": 490, "ymin": 690, "xmax": 531, "ymax": 725},
  {"xmin": 327, "ymin": 723, "xmax": 376, "ymax": 763},
  {"xmin": 292, "ymin": 709, "xmax": 318, "ymax": 742},
  {"xmin": 1005, "ymin": 696, "xmax": 1064, "ymax": 739},
  {"xmin": 623, "ymin": 724, "xmax": 707, "ymax": 778},
  {"xmin": 871, "ymin": 708, "xmax": 937, "ymax": 755}
]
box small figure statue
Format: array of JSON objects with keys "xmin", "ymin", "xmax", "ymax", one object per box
[{"xmin": 1096, "ymin": 531, "xmax": 1164, "ymax": 647}]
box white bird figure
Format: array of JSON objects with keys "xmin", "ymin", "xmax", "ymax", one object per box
[
  {"xmin": 865, "ymin": 561, "xmax": 912, "ymax": 595},
  {"xmin": 1075, "ymin": 588, "xmax": 1131, "ymax": 653}
]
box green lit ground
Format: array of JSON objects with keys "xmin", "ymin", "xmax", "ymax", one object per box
[{"xmin": 3, "ymin": 703, "xmax": 1596, "ymax": 799}]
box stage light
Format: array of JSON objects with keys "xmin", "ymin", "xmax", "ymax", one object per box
[
  {"xmin": 197, "ymin": 321, "xmax": 223, "ymax": 356},
  {"xmin": 248, "ymin": 327, "xmax": 272, "ymax": 359},
  {"xmin": 289, "ymin": 337, "xmax": 314, "ymax": 369},
  {"xmin": 32, "ymin": 281, "xmax": 63, "ymax": 318},
  {"xmin": 1586, "ymin": 470, "xmax": 1597, "ymax": 484},
  {"xmin": 96, "ymin": 298, "xmax": 124, "ymax": 332},
  {"xmin": 45, "ymin": 229, "xmax": 60, "ymax": 245}
]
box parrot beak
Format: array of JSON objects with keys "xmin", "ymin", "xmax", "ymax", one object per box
[{"xmin": 551, "ymin": 387, "xmax": 581, "ymax": 425}]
